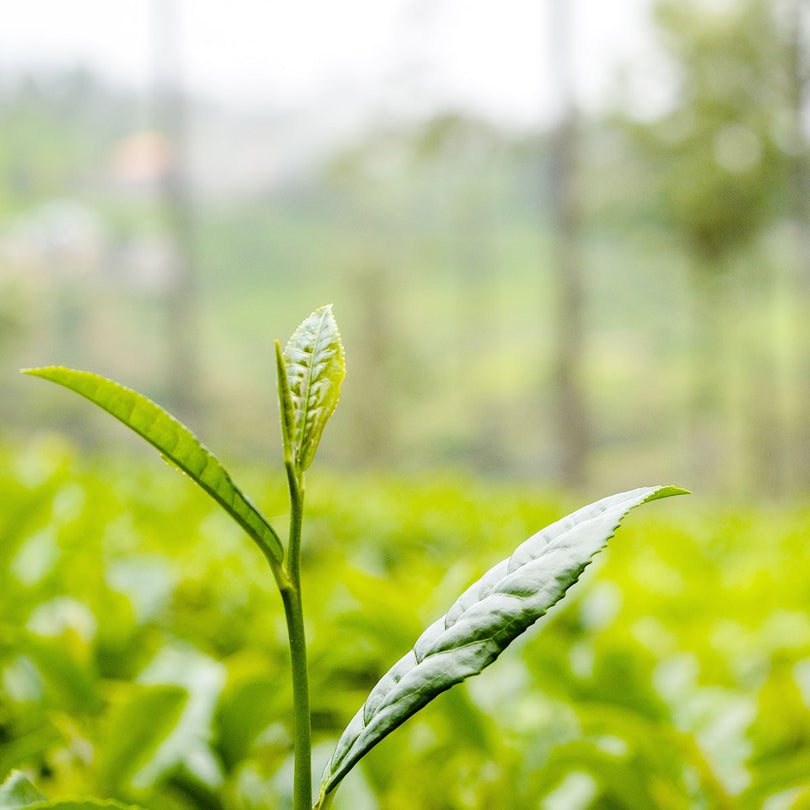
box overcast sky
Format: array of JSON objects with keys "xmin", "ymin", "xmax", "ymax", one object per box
[{"xmin": 0, "ymin": 0, "xmax": 663, "ymax": 127}]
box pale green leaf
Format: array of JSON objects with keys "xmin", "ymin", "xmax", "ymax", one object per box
[
  {"xmin": 275, "ymin": 339, "xmax": 295, "ymax": 461},
  {"xmin": 283, "ymin": 305, "xmax": 345, "ymax": 472},
  {"xmin": 317, "ymin": 485, "xmax": 688, "ymax": 801},
  {"xmin": 22, "ymin": 367, "xmax": 283, "ymax": 565},
  {"xmin": 0, "ymin": 771, "xmax": 45, "ymax": 809}
]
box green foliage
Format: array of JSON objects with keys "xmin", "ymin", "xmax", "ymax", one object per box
[
  {"xmin": 1, "ymin": 436, "xmax": 809, "ymax": 807},
  {"xmin": 0, "ymin": 772, "xmax": 137, "ymax": 810}
]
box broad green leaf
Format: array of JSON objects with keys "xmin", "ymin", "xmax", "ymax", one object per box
[
  {"xmin": 534, "ymin": 739, "xmax": 662, "ymax": 807},
  {"xmin": 0, "ymin": 729, "xmax": 62, "ymax": 783},
  {"xmin": 132, "ymin": 644, "xmax": 225, "ymax": 789},
  {"xmin": 21, "ymin": 368, "xmax": 283, "ymax": 565},
  {"xmin": 317, "ymin": 485, "xmax": 688, "ymax": 802},
  {"xmin": 96, "ymin": 684, "xmax": 187, "ymax": 793},
  {"xmin": 21, "ymin": 633, "xmax": 102, "ymax": 716},
  {"xmin": 0, "ymin": 771, "xmax": 45, "ymax": 809},
  {"xmin": 738, "ymin": 748, "xmax": 810, "ymax": 809},
  {"xmin": 282, "ymin": 305, "xmax": 345, "ymax": 472}
]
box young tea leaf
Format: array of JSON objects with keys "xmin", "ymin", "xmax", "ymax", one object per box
[
  {"xmin": 317, "ymin": 485, "xmax": 688, "ymax": 802},
  {"xmin": 22, "ymin": 367, "xmax": 284, "ymax": 566},
  {"xmin": 283, "ymin": 305, "xmax": 345, "ymax": 472},
  {"xmin": 275, "ymin": 339, "xmax": 295, "ymax": 462}
]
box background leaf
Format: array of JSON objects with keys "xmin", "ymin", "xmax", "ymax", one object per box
[
  {"xmin": 18, "ymin": 803, "xmax": 141, "ymax": 810},
  {"xmin": 0, "ymin": 772, "xmax": 45, "ymax": 809},
  {"xmin": 0, "ymin": 775, "xmax": 142, "ymax": 810},
  {"xmin": 21, "ymin": 368, "xmax": 283, "ymax": 565},
  {"xmin": 95, "ymin": 684, "xmax": 187, "ymax": 793},
  {"xmin": 283, "ymin": 305, "xmax": 345, "ymax": 472},
  {"xmin": 317, "ymin": 485, "xmax": 687, "ymax": 801}
]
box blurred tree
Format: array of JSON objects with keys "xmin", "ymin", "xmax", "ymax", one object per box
[
  {"xmin": 410, "ymin": 113, "xmax": 508, "ymax": 468},
  {"xmin": 548, "ymin": 0, "xmax": 591, "ymax": 488},
  {"xmin": 153, "ymin": 0, "xmax": 200, "ymax": 425},
  {"xmin": 785, "ymin": 0, "xmax": 810, "ymax": 492},
  {"xmin": 626, "ymin": 0, "xmax": 790, "ymax": 492},
  {"xmin": 347, "ymin": 260, "xmax": 399, "ymax": 468},
  {"xmin": 324, "ymin": 113, "xmax": 507, "ymax": 470}
]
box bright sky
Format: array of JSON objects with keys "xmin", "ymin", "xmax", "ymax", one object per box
[{"xmin": 0, "ymin": 0, "xmax": 661, "ymax": 127}]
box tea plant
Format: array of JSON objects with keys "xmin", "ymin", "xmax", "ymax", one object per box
[{"xmin": 15, "ymin": 305, "xmax": 686, "ymax": 810}]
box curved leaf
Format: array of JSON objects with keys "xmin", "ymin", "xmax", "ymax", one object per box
[
  {"xmin": 317, "ymin": 485, "xmax": 688, "ymax": 801},
  {"xmin": 283, "ymin": 305, "xmax": 345, "ymax": 472},
  {"xmin": 21, "ymin": 367, "xmax": 283, "ymax": 565}
]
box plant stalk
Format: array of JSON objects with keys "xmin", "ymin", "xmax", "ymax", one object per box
[
  {"xmin": 281, "ymin": 466, "xmax": 311, "ymax": 810},
  {"xmin": 281, "ymin": 582, "xmax": 311, "ymax": 810},
  {"xmin": 287, "ymin": 463, "xmax": 305, "ymax": 587}
]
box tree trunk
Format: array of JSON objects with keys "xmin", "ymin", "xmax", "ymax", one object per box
[
  {"xmin": 787, "ymin": 0, "xmax": 810, "ymax": 493},
  {"xmin": 548, "ymin": 0, "xmax": 590, "ymax": 488},
  {"xmin": 154, "ymin": 0, "xmax": 200, "ymax": 424},
  {"xmin": 688, "ymin": 266, "xmax": 729, "ymax": 493}
]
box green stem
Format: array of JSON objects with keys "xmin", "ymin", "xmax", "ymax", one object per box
[
  {"xmin": 281, "ymin": 582, "xmax": 311, "ymax": 810},
  {"xmin": 282, "ymin": 465, "xmax": 311, "ymax": 810},
  {"xmin": 287, "ymin": 462, "xmax": 305, "ymax": 587}
]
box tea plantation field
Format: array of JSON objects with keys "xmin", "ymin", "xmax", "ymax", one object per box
[{"xmin": 2, "ymin": 438, "xmax": 809, "ymax": 809}]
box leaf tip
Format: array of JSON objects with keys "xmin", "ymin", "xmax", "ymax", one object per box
[
  {"xmin": 20, "ymin": 365, "xmax": 73, "ymax": 380},
  {"xmin": 643, "ymin": 485, "xmax": 691, "ymax": 503}
]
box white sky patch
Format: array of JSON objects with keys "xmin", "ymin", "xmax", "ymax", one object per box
[{"xmin": 0, "ymin": 0, "xmax": 660, "ymax": 126}]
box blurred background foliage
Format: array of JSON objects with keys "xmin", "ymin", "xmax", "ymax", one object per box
[
  {"xmin": 2, "ymin": 439, "xmax": 810, "ymax": 809},
  {"xmin": 3, "ymin": 0, "xmax": 810, "ymax": 807}
]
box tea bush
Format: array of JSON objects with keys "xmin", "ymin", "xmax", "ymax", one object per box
[{"xmin": 1, "ymin": 436, "xmax": 808, "ymax": 808}]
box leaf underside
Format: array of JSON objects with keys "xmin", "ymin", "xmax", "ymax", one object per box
[
  {"xmin": 283, "ymin": 305, "xmax": 345, "ymax": 472},
  {"xmin": 318, "ymin": 485, "xmax": 688, "ymax": 800},
  {"xmin": 22, "ymin": 367, "xmax": 283, "ymax": 565}
]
